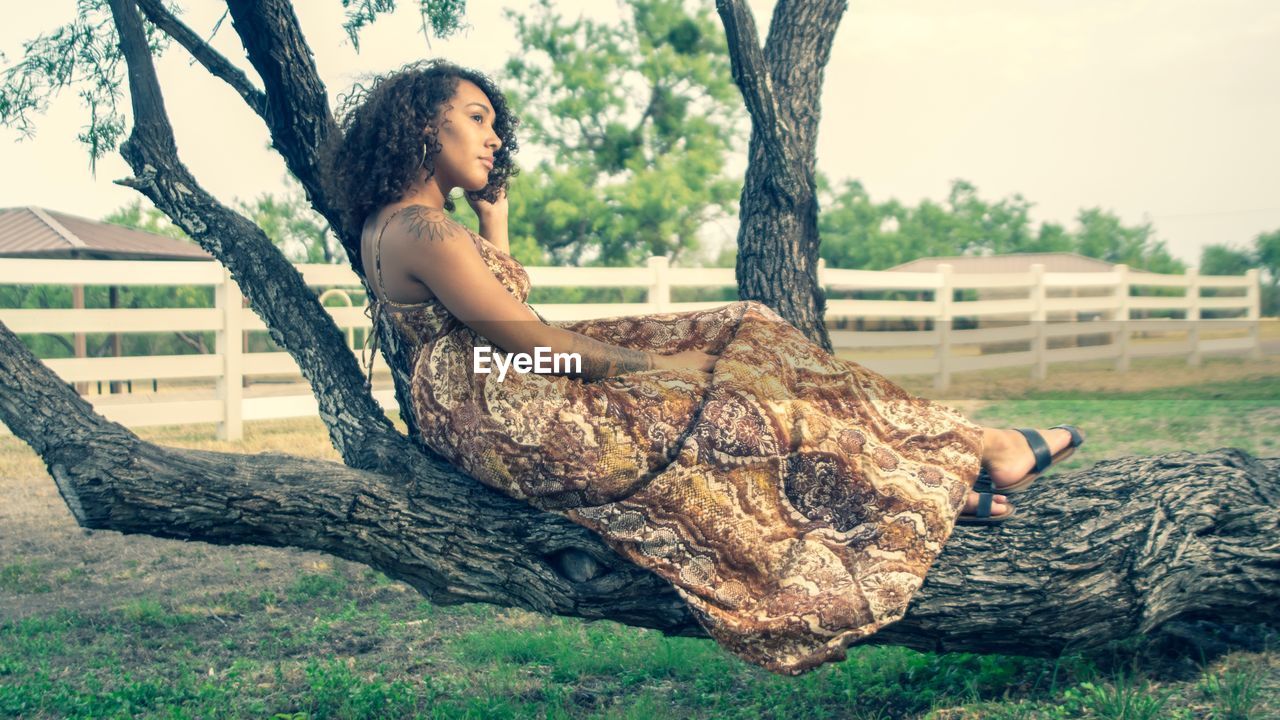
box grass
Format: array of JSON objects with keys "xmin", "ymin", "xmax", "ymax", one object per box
[{"xmin": 1, "ymin": 354, "xmax": 1278, "ymax": 718}]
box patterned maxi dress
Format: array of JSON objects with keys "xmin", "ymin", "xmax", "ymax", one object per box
[{"xmin": 367, "ymin": 225, "xmax": 984, "ymax": 676}]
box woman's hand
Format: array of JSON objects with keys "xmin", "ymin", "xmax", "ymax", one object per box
[
  {"xmin": 465, "ymin": 186, "xmax": 508, "ymax": 222},
  {"xmin": 466, "ymin": 187, "xmax": 510, "ymax": 254},
  {"xmin": 653, "ymin": 349, "xmax": 719, "ymax": 374}
]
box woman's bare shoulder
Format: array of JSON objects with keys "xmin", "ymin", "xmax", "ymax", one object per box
[{"xmin": 386, "ymin": 205, "xmax": 471, "ymax": 247}]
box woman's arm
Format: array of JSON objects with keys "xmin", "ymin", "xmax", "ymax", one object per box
[{"xmin": 389, "ymin": 206, "xmax": 709, "ymax": 380}]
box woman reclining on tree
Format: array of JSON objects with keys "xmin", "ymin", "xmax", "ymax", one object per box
[{"xmin": 320, "ymin": 59, "xmax": 1084, "ymax": 676}]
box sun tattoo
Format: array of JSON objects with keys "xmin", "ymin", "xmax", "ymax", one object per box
[{"xmin": 400, "ymin": 205, "xmax": 456, "ymax": 244}]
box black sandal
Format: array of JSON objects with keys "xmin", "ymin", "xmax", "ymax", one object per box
[{"xmin": 975, "ymin": 424, "xmax": 1085, "ymax": 495}]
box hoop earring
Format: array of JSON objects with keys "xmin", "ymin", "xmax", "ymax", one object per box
[{"xmin": 419, "ymin": 142, "xmax": 429, "ymax": 169}]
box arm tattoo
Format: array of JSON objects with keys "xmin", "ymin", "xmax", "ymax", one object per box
[
  {"xmin": 400, "ymin": 205, "xmax": 455, "ymax": 245},
  {"xmin": 564, "ymin": 333, "xmax": 655, "ymax": 380}
]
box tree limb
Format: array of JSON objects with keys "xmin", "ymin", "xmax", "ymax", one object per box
[
  {"xmin": 134, "ymin": 0, "xmax": 268, "ymax": 119},
  {"xmin": 106, "ymin": 0, "xmax": 402, "ymax": 470},
  {"xmin": 714, "ymin": 0, "xmax": 806, "ymax": 205},
  {"xmin": 0, "ymin": 317, "xmax": 696, "ymax": 633},
  {"xmin": 763, "ymin": 0, "xmax": 848, "ymax": 170},
  {"xmin": 718, "ymin": 0, "xmax": 835, "ymax": 349},
  {"xmin": 7, "ymin": 311, "xmax": 1277, "ymax": 662},
  {"xmin": 223, "ymin": 0, "xmax": 341, "ymax": 235}
]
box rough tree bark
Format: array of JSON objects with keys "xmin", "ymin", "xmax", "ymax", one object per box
[
  {"xmin": 717, "ymin": 0, "xmax": 846, "ymax": 352},
  {"xmin": 0, "ymin": 0, "xmax": 1275, "ymax": 668}
]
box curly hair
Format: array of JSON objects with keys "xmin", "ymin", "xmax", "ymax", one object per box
[{"xmin": 322, "ymin": 60, "xmax": 519, "ymax": 263}]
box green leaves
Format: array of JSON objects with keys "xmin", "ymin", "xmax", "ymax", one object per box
[
  {"xmin": 501, "ymin": 0, "xmax": 745, "ymax": 267},
  {"xmin": 1201, "ymin": 228, "xmax": 1280, "ymax": 314},
  {"xmin": 340, "ymin": 0, "xmax": 469, "ymax": 50},
  {"xmin": 818, "ymin": 176, "xmax": 1189, "ymax": 274}
]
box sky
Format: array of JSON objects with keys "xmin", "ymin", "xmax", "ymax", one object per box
[{"xmin": 2, "ymin": 0, "xmax": 1278, "ymax": 267}]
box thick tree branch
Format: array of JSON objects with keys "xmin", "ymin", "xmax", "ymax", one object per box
[
  {"xmin": 714, "ymin": 0, "xmax": 806, "ymax": 206},
  {"xmin": 223, "ymin": 1, "xmax": 339, "ymax": 230},
  {"xmin": 7, "ymin": 311, "xmax": 1277, "ymax": 661},
  {"xmin": 763, "ymin": 0, "xmax": 847, "ymax": 171},
  {"xmin": 718, "ymin": 0, "xmax": 836, "ymax": 349},
  {"xmin": 0, "ymin": 318, "xmax": 697, "ymax": 633},
  {"xmin": 135, "ymin": 0, "xmax": 268, "ymax": 118},
  {"xmin": 106, "ymin": 0, "xmax": 401, "ymax": 470}
]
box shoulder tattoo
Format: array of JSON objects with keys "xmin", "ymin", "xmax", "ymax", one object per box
[{"xmin": 399, "ymin": 205, "xmax": 457, "ymax": 245}]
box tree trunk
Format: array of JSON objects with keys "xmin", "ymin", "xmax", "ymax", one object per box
[
  {"xmin": 717, "ymin": 0, "xmax": 847, "ymax": 351},
  {"xmin": 2, "ymin": 0, "xmax": 1275, "ymax": 674}
]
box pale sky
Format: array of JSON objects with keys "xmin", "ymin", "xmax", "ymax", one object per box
[{"xmin": 2, "ymin": 0, "xmax": 1279, "ymax": 266}]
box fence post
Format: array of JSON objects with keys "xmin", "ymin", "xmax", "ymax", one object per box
[
  {"xmin": 647, "ymin": 255, "xmax": 670, "ymax": 312},
  {"xmin": 1246, "ymin": 268, "xmax": 1263, "ymax": 360},
  {"xmin": 1186, "ymin": 266, "xmax": 1201, "ymax": 367},
  {"xmin": 216, "ymin": 265, "xmax": 244, "ymax": 441},
  {"xmin": 1030, "ymin": 263, "xmax": 1047, "ymax": 381},
  {"xmin": 934, "ymin": 263, "xmax": 952, "ymax": 392},
  {"xmin": 1114, "ymin": 264, "xmax": 1131, "ymax": 372}
]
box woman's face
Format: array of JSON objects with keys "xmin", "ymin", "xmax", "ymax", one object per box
[{"xmin": 427, "ymin": 79, "xmax": 502, "ymax": 193}]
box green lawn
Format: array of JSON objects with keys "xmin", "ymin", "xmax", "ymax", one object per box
[{"xmin": 2, "ymin": 372, "xmax": 1278, "ymax": 719}]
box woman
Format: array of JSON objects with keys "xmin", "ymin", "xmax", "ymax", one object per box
[{"xmin": 322, "ymin": 60, "xmax": 1084, "ymax": 675}]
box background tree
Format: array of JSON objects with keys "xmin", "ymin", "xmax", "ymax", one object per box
[
  {"xmin": 0, "ymin": 0, "xmax": 1276, "ymax": 670},
  {"xmin": 238, "ymin": 177, "xmax": 344, "ymax": 265},
  {"xmin": 818, "ymin": 177, "xmax": 1185, "ymax": 273},
  {"xmin": 499, "ymin": 0, "xmax": 744, "ymax": 268},
  {"xmin": 1201, "ymin": 229, "xmax": 1280, "ymax": 315}
]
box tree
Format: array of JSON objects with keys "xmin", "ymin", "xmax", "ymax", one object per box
[
  {"xmin": 500, "ymin": 0, "xmax": 744, "ymax": 268},
  {"xmin": 715, "ymin": 0, "xmax": 844, "ymax": 350},
  {"xmin": 238, "ymin": 177, "xmax": 345, "ymax": 265},
  {"xmin": 1, "ymin": 0, "xmax": 1277, "ymax": 674},
  {"xmin": 1200, "ymin": 244, "xmax": 1254, "ymax": 277},
  {"xmin": 1200, "ymin": 230, "xmax": 1280, "ymax": 316},
  {"xmin": 1253, "ymin": 229, "xmax": 1280, "ymax": 316},
  {"xmin": 1073, "ymin": 207, "xmax": 1184, "ymax": 274},
  {"xmin": 817, "ymin": 178, "xmax": 1182, "ymax": 272}
]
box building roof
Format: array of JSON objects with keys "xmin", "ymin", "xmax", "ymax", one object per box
[
  {"xmin": 886, "ymin": 252, "xmax": 1146, "ymax": 273},
  {"xmin": 0, "ymin": 207, "xmax": 212, "ymax": 261}
]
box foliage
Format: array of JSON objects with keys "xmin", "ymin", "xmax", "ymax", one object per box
[
  {"xmin": 237, "ymin": 177, "xmax": 345, "ymax": 265},
  {"xmin": 1200, "ymin": 229, "xmax": 1280, "ymax": 315},
  {"xmin": 498, "ymin": 0, "xmax": 745, "ymax": 267},
  {"xmin": 1201, "ymin": 244, "xmax": 1255, "ymax": 276},
  {"xmin": 339, "ymin": 0, "xmax": 469, "ymax": 50},
  {"xmin": 0, "ymin": 0, "xmax": 171, "ymax": 171},
  {"xmin": 818, "ymin": 176, "xmax": 1187, "ymax": 274}
]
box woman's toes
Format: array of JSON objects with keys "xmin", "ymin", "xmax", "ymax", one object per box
[{"xmin": 963, "ymin": 491, "xmax": 1010, "ymax": 516}]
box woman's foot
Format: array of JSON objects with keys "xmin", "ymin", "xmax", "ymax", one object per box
[
  {"xmin": 962, "ymin": 490, "xmax": 1011, "ymax": 518},
  {"xmin": 980, "ymin": 426, "xmax": 1080, "ymax": 490}
]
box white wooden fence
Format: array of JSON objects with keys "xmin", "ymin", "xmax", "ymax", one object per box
[{"xmin": 0, "ymin": 257, "xmax": 1265, "ymax": 440}]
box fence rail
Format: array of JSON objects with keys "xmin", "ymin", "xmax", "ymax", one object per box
[{"xmin": 0, "ymin": 257, "xmax": 1265, "ymax": 440}]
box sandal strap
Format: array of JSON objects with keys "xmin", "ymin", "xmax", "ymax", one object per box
[
  {"xmin": 975, "ymin": 491, "xmax": 993, "ymax": 519},
  {"xmin": 1015, "ymin": 428, "xmax": 1053, "ymax": 474},
  {"xmin": 1050, "ymin": 424, "xmax": 1084, "ymax": 448}
]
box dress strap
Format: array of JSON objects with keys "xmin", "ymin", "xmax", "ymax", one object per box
[
  {"xmin": 361, "ymin": 298, "xmax": 385, "ymax": 392},
  {"xmin": 361, "ymin": 206, "xmax": 415, "ymax": 391}
]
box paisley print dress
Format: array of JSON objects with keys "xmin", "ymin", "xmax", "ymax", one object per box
[{"xmin": 368, "ymin": 225, "xmax": 984, "ymax": 676}]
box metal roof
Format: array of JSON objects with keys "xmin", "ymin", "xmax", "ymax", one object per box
[
  {"xmin": 0, "ymin": 207, "xmax": 212, "ymax": 261},
  {"xmin": 886, "ymin": 252, "xmax": 1147, "ymax": 273}
]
